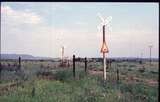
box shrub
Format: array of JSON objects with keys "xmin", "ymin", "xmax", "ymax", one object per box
[
  {"xmin": 139, "ymin": 68, "xmax": 145, "ymax": 73},
  {"xmin": 128, "ymin": 69, "xmax": 132, "ymax": 71},
  {"xmin": 54, "ymin": 70, "xmax": 73, "ymax": 81},
  {"xmin": 150, "ymin": 71, "xmax": 158, "ymax": 74}
]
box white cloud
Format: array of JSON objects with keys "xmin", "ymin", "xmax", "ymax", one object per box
[
  {"xmin": 1, "ymin": 6, "xmax": 51, "ymax": 57},
  {"xmin": 1, "ymin": 6, "xmax": 43, "ymax": 26}
]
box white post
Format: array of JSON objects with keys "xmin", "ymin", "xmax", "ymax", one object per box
[
  {"xmin": 103, "ymin": 53, "xmax": 106, "ymax": 80},
  {"xmin": 149, "ymin": 45, "xmax": 152, "ymax": 66},
  {"xmin": 61, "ymin": 46, "xmax": 64, "ymax": 64}
]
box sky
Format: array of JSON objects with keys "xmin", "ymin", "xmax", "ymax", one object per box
[{"xmin": 1, "ymin": 2, "xmax": 159, "ymax": 58}]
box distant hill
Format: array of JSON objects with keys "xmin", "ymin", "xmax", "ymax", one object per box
[
  {"xmin": 1, "ymin": 54, "xmax": 158, "ymax": 61},
  {"xmin": 0, "ymin": 54, "xmax": 53, "ymax": 60}
]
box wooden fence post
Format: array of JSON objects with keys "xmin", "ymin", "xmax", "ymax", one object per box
[
  {"xmin": 19, "ymin": 56, "xmax": 21, "ymax": 70},
  {"xmin": 32, "ymin": 81, "xmax": 35, "ymax": 97},
  {"xmin": 109, "ymin": 60, "xmax": 111, "ymax": 68},
  {"xmin": 117, "ymin": 68, "xmax": 119, "ymax": 84},
  {"xmin": 73, "ymin": 55, "xmax": 75, "ymax": 78},
  {"xmin": 85, "ymin": 57, "xmax": 87, "ymax": 73},
  {"xmin": 0, "ymin": 63, "xmax": 1, "ymax": 81}
]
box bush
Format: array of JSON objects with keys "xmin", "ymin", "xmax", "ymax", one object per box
[
  {"xmin": 150, "ymin": 71, "xmax": 158, "ymax": 74},
  {"xmin": 54, "ymin": 70, "xmax": 73, "ymax": 81},
  {"xmin": 128, "ymin": 69, "xmax": 132, "ymax": 71},
  {"xmin": 139, "ymin": 68, "xmax": 145, "ymax": 73}
]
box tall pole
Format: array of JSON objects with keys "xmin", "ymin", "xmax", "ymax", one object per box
[
  {"xmin": 149, "ymin": 45, "xmax": 152, "ymax": 66},
  {"xmin": 103, "ymin": 25, "xmax": 105, "ymax": 42},
  {"xmin": 73, "ymin": 55, "xmax": 75, "ymax": 78},
  {"xmin": 98, "ymin": 14, "xmax": 111, "ymax": 81},
  {"xmin": 103, "ymin": 25, "xmax": 106, "ymax": 80},
  {"xmin": 61, "ymin": 46, "xmax": 64, "ymax": 65}
]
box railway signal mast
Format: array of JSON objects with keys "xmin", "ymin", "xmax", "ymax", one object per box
[
  {"xmin": 61, "ymin": 46, "xmax": 64, "ymax": 64},
  {"xmin": 149, "ymin": 45, "xmax": 153, "ymax": 66},
  {"xmin": 57, "ymin": 34, "xmax": 66, "ymax": 66},
  {"xmin": 97, "ymin": 13, "xmax": 112, "ymax": 80}
]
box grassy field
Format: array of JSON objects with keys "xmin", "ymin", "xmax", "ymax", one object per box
[{"xmin": 0, "ymin": 60, "xmax": 159, "ymax": 102}]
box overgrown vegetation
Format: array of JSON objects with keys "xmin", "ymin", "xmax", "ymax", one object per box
[{"xmin": 0, "ymin": 60, "xmax": 158, "ymax": 102}]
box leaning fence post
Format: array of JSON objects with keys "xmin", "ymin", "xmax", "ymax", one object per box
[
  {"xmin": 117, "ymin": 68, "xmax": 119, "ymax": 84},
  {"xmin": 109, "ymin": 60, "xmax": 111, "ymax": 68},
  {"xmin": 0, "ymin": 63, "xmax": 1, "ymax": 81},
  {"xmin": 31, "ymin": 80, "xmax": 35, "ymax": 97},
  {"xmin": 19, "ymin": 56, "xmax": 21, "ymax": 70},
  {"xmin": 85, "ymin": 57, "xmax": 87, "ymax": 73},
  {"xmin": 73, "ymin": 55, "xmax": 75, "ymax": 78}
]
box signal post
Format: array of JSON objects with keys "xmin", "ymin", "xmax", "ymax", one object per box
[{"xmin": 101, "ymin": 25, "xmax": 109, "ymax": 80}]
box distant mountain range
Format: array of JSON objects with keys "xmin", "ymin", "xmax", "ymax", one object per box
[
  {"xmin": 0, "ymin": 54, "xmax": 54, "ymax": 60},
  {"xmin": 0, "ymin": 54, "xmax": 158, "ymax": 61}
]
